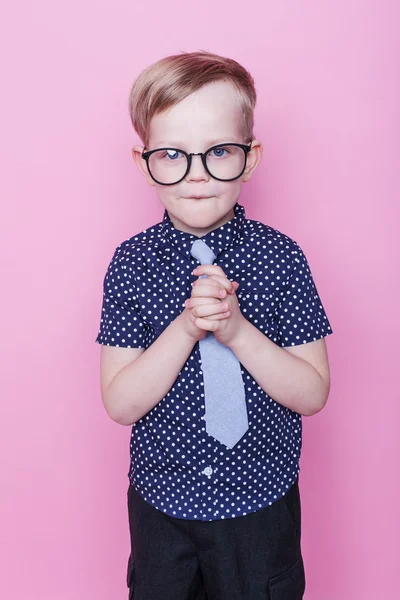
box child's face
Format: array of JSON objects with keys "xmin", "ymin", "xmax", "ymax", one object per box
[{"xmin": 132, "ymin": 80, "xmax": 262, "ymax": 237}]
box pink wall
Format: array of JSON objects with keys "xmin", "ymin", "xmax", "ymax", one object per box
[{"xmin": 2, "ymin": 1, "xmax": 398, "ymax": 598}]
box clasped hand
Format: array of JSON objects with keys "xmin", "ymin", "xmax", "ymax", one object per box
[{"xmin": 184, "ymin": 265, "xmax": 243, "ymax": 347}]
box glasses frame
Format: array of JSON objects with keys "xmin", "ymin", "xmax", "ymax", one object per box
[{"xmin": 141, "ymin": 141, "xmax": 253, "ymax": 186}]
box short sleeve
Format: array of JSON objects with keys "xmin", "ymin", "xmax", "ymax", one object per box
[
  {"xmin": 95, "ymin": 245, "xmax": 148, "ymax": 348},
  {"xmin": 276, "ymin": 241, "xmax": 333, "ymax": 347}
]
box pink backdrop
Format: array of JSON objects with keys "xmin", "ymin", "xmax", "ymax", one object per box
[{"xmin": 2, "ymin": 1, "xmax": 399, "ymax": 598}]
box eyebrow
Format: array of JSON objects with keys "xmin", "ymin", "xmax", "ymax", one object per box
[{"xmin": 152, "ymin": 137, "xmax": 240, "ymax": 148}]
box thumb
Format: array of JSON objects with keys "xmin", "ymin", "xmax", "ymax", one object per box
[{"xmin": 229, "ymin": 281, "xmax": 240, "ymax": 294}]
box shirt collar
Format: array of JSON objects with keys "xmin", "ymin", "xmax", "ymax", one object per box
[{"xmin": 161, "ymin": 202, "xmax": 247, "ymax": 262}]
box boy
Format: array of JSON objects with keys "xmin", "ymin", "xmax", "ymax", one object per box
[{"xmin": 95, "ymin": 50, "xmax": 333, "ymax": 600}]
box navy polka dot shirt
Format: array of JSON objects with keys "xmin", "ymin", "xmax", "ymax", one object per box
[{"xmin": 95, "ymin": 202, "xmax": 333, "ymax": 521}]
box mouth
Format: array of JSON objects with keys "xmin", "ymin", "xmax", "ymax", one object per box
[{"xmin": 187, "ymin": 195, "xmax": 212, "ymax": 200}]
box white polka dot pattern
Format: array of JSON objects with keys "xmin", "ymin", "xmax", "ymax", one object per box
[{"xmin": 95, "ymin": 202, "xmax": 333, "ymax": 521}]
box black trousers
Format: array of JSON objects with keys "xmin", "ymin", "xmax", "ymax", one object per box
[{"xmin": 126, "ymin": 478, "xmax": 305, "ymax": 600}]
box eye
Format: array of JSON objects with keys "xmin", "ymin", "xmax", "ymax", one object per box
[
  {"xmin": 161, "ymin": 149, "xmax": 184, "ymax": 160},
  {"xmin": 209, "ymin": 146, "xmax": 231, "ymax": 158}
]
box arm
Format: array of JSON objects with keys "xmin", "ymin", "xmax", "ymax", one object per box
[
  {"xmin": 101, "ymin": 312, "xmax": 197, "ymax": 426},
  {"xmin": 100, "ymin": 285, "xmax": 234, "ymax": 425},
  {"xmin": 189, "ymin": 260, "xmax": 332, "ymax": 417},
  {"xmin": 227, "ymin": 318, "xmax": 331, "ymax": 417}
]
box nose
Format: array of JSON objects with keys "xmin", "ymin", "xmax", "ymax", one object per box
[{"xmin": 185, "ymin": 154, "xmax": 210, "ymax": 181}]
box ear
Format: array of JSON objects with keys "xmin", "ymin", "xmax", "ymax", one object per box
[
  {"xmin": 131, "ymin": 145, "xmax": 156, "ymax": 187},
  {"xmin": 241, "ymin": 140, "xmax": 263, "ymax": 183}
]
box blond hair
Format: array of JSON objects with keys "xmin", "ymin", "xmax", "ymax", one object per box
[{"xmin": 128, "ymin": 50, "xmax": 257, "ymax": 147}]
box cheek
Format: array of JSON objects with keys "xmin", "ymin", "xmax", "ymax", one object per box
[
  {"xmin": 155, "ymin": 186, "xmax": 178, "ymax": 203},
  {"xmin": 218, "ymin": 181, "xmax": 242, "ymax": 200}
]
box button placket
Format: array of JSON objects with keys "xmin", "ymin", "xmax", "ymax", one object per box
[{"xmin": 199, "ymin": 458, "xmax": 216, "ymax": 519}]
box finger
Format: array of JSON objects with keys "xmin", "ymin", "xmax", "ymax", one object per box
[
  {"xmin": 200, "ymin": 311, "xmax": 230, "ymax": 321},
  {"xmin": 193, "ymin": 276, "xmax": 239, "ymax": 296},
  {"xmin": 201, "ymin": 274, "xmax": 235, "ymax": 293},
  {"xmin": 191, "ymin": 282, "xmax": 228, "ymax": 299},
  {"xmin": 185, "ymin": 297, "xmax": 221, "ymax": 309},
  {"xmin": 192, "ymin": 265, "xmax": 227, "ymax": 278},
  {"xmin": 192, "ymin": 315, "xmax": 220, "ymax": 331},
  {"xmin": 191, "ymin": 301, "xmax": 230, "ymax": 318}
]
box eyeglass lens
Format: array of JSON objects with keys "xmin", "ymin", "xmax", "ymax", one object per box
[{"xmin": 147, "ymin": 145, "xmax": 246, "ymax": 184}]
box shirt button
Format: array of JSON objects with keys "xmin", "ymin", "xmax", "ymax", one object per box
[{"xmin": 203, "ymin": 466, "xmax": 213, "ymax": 476}]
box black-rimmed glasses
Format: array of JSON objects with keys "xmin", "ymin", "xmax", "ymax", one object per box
[{"xmin": 141, "ymin": 142, "xmax": 252, "ymax": 186}]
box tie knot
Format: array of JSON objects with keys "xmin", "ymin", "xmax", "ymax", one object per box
[{"xmin": 190, "ymin": 239, "xmax": 216, "ymax": 265}]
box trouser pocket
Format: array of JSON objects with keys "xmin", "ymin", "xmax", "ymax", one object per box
[
  {"xmin": 281, "ymin": 479, "xmax": 301, "ymax": 538},
  {"xmin": 268, "ymin": 555, "xmax": 305, "ymax": 600},
  {"xmin": 126, "ymin": 553, "xmax": 135, "ymax": 600}
]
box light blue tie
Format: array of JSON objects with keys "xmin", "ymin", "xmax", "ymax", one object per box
[{"xmin": 190, "ymin": 238, "xmax": 249, "ymax": 449}]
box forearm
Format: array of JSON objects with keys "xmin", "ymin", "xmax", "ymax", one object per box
[
  {"xmin": 106, "ymin": 314, "xmax": 197, "ymax": 426},
  {"xmin": 227, "ymin": 317, "xmax": 327, "ymax": 416}
]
